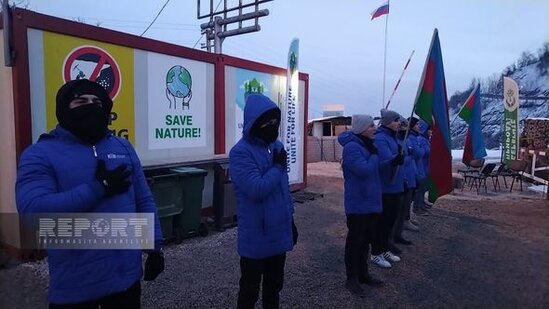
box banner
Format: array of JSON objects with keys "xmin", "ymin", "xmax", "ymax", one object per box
[
  {"xmin": 146, "ymin": 52, "xmax": 208, "ymax": 149},
  {"xmin": 283, "ymin": 39, "xmax": 300, "ymax": 182},
  {"xmin": 503, "ymin": 76, "xmax": 519, "ymax": 164},
  {"xmin": 43, "ymin": 32, "xmax": 135, "ymax": 144}
]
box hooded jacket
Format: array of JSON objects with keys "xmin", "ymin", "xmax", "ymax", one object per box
[
  {"xmin": 418, "ymin": 122, "xmax": 431, "ymax": 176},
  {"xmin": 229, "ymin": 95, "xmax": 294, "ymax": 259},
  {"xmin": 338, "ymin": 131, "xmax": 382, "ymax": 214},
  {"xmin": 407, "ymin": 131, "xmax": 426, "ymax": 181},
  {"xmin": 398, "ymin": 132, "xmax": 418, "ymax": 189},
  {"xmin": 374, "ymin": 126, "xmax": 405, "ymax": 194},
  {"xmin": 16, "ymin": 126, "xmax": 163, "ymax": 304}
]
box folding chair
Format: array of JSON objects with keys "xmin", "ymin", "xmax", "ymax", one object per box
[
  {"xmin": 457, "ymin": 158, "xmax": 485, "ymax": 186},
  {"xmin": 489, "ymin": 164, "xmax": 506, "ymax": 191},
  {"xmin": 464, "ymin": 163, "xmax": 496, "ymax": 194},
  {"xmin": 506, "ymin": 160, "xmax": 528, "ymax": 192}
]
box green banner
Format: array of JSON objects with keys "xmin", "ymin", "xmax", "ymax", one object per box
[{"xmin": 503, "ymin": 77, "xmax": 519, "ymax": 164}]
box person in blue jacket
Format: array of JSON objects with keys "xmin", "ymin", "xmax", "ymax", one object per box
[
  {"xmin": 416, "ymin": 120, "xmax": 433, "ymax": 210},
  {"xmin": 338, "ymin": 114, "xmax": 384, "ymax": 298},
  {"xmin": 229, "ymin": 94, "xmax": 297, "ymax": 309},
  {"xmin": 371, "ymin": 109, "xmax": 405, "ymax": 269},
  {"xmin": 16, "ymin": 79, "xmax": 164, "ymax": 308},
  {"xmin": 402, "ymin": 117, "xmax": 424, "ymax": 229},
  {"xmin": 391, "ymin": 118, "xmax": 421, "ymax": 251}
]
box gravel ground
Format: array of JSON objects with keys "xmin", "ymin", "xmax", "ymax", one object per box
[{"xmin": 1, "ymin": 162, "xmax": 548, "ymax": 308}]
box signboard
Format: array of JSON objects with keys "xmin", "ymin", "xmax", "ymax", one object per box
[
  {"xmin": 43, "ymin": 31, "xmax": 135, "ymax": 143},
  {"xmin": 146, "ymin": 52, "xmax": 208, "ymax": 150},
  {"xmin": 226, "ymin": 66, "xmax": 304, "ymax": 184}
]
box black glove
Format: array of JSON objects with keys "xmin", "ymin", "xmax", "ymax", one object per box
[
  {"xmin": 392, "ymin": 153, "xmax": 404, "ymax": 166},
  {"xmin": 273, "ymin": 148, "xmax": 288, "ymax": 170},
  {"xmin": 95, "ymin": 159, "xmax": 132, "ymax": 196},
  {"xmin": 397, "ymin": 144, "xmax": 403, "ymax": 154},
  {"xmin": 144, "ymin": 251, "xmax": 165, "ymax": 281},
  {"xmin": 292, "ymin": 220, "xmax": 298, "ymax": 246}
]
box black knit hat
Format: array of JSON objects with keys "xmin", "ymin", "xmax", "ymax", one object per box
[
  {"xmin": 408, "ymin": 116, "xmax": 419, "ymax": 128},
  {"xmin": 56, "ymin": 79, "xmax": 113, "ymax": 127}
]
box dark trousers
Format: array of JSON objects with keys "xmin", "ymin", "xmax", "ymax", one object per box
[
  {"xmin": 344, "ymin": 214, "xmax": 378, "ymax": 281},
  {"xmin": 393, "ymin": 188, "xmax": 414, "ymax": 239},
  {"xmin": 237, "ymin": 253, "xmax": 286, "ymax": 309},
  {"xmin": 414, "ymin": 179, "xmax": 427, "ymax": 210},
  {"xmin": 372, "ymin": 193, "xmax": 403, "ymax": 255},
  {"xmin": 49, "ymin": 280, "xmax": 141, "ymax": 309}
]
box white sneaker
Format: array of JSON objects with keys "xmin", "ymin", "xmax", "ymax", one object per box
[
  {"xmin": 383, "ymin": 251, "xmax": 401, "ymax": 263},
  {"xmin": 371, "ymin": 254, "xmax": 392, "ymax": 268},
  {"xmin": 404, "ymin": 220, "xmax": 420, "ymax": 232}
]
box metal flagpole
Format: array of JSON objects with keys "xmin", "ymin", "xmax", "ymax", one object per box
[{"xmin": 382, "ymin": 0, "xmax": 390, "ymax": 108}]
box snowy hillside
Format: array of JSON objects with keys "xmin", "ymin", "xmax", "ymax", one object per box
[{"xmin": 449, "ymin": 44, "xmax": 549, "ymax": 149}]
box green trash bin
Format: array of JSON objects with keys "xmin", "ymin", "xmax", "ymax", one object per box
[
  {"xmin": 169, "ymin": 167, "xmax": 208, "ymax": 243},
  {"xmin": 147, "ymin": 173, "xmax": 185, "ymax": 243}
]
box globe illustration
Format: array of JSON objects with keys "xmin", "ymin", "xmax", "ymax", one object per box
[{"xmin": 166, "ymin": 65, "xmax": 192, "ymax": 99}]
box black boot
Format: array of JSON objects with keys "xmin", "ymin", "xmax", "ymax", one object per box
[{"xmin": 359, "ymin": 274, "xmax": 384, "ymax": 287}]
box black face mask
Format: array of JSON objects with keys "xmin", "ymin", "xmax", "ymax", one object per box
[
  {"xmin": 254, "ymin": 122, "xmax": 279, "ymax": 144},
  {"xmin": 65, "ymin": 104, "xmax": 108, "ymax": 144},
  {"xmin": 250, "ymin": 108, "xmax": 281, "ymax": 145}
]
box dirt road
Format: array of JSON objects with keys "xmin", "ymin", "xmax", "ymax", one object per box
[{"xmin": 1, "ymin": 162, "xmax": 548, "ymax": 308}]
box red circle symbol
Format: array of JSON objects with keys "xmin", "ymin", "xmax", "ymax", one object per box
[{"xmin": 63, "ymin": 46, "xmax": 121, "ymax": 99}]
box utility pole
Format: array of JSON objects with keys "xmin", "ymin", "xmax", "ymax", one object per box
[{"xmin": 197, "ymin": 0, "xmax": 272, "ymax": 54}]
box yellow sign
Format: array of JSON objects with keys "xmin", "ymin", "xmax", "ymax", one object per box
[{"xmin": 43, "ymin": 31, "xmax": 135, "ymax": 144}]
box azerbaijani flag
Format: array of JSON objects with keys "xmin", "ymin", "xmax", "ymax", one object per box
[
  {"xmin": 414, "ymin": 29, "xmax": 453, "ymax": 203},
  {"xmin": 371, "ymin": 1, "xmax": 389, "ymax": 20},
  {"xmin": 458, "ymin": 84, "xmax": 487, "ymax": 164}
]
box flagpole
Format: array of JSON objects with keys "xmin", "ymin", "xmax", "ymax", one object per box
[
  {"xmin": 450, "ymin": 83, "xmax": 480, "ymax": 126},
  {"xmin": 385, "ymin": 49, "xmax": 415, "ymax": 109},
  {"xmin": 382, "ymin": 0, "xmax": 390, "ymax": 108}
]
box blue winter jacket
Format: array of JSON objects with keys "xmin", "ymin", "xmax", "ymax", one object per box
[
  {"xmin": 418, "ymin": 134, "xmax": 431, "ymax": 177},
  {"xmin": 374, "ymin": 126, "xmax": 405, "ymax": 194},
  {"xmin": 16, "ymin": 126, "xmax": 163, "ymax": 304},
  {"xmin": 229, "ymin": 95, "xmax": 294, "ymax": 259},
  {"xmin": 398, "ymin": 134, "xmax": 417, "ymax": 189},
  {"xmin": 408, "ymin": 131, "xmax": 426, "ymax": 181},
  {"xmin": 338, "ymin": 131, "xmax": 382, "ymax": 214}
]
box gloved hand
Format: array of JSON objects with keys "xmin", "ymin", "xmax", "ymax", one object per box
[
  {"xmin": 392, "ymin": 153, "xmax": 404, "ymax": 166},
  {"xmin": 144, "ymin": 251, "xmax": 165, "ymax": 281},
  {"xmin": 292, "ymin": 220, "xmax": 298, "ymax": 246},
  {"xmin": 273, "ymin": 148, "xmax": 288, "ymax": 170},
  {"xmin": 95, "ymin": 159, "xmax": 132, "ymax": 196}
]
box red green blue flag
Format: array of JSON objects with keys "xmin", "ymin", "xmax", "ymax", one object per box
[
  {"xmin": 413, "ymin": 29, "xmax": 453, "ymax": 203},
  {"xmin": 458, "ymin": 84, "xmax": 487, "ymax": 164}
]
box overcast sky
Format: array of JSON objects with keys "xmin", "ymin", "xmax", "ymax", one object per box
[{"xmin": 20, "ymin": 0, "xmax": 549, "ymax": 119}]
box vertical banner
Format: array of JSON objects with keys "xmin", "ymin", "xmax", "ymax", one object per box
[
  {"xmin": 503, "ymin": 76, "xmax": 519, "ymax": 164},
  {"xmin": 283, "ymin": 39, "xmax": 300, "ymax": 182},
  {"xmin": 43, "ymin": 32, "xmax": 135, "ymax": 144}
]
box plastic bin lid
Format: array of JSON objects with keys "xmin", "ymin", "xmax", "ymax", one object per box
[{"xmin": 170, "ymin": 166, "xmax": 208, "ymax": 176}]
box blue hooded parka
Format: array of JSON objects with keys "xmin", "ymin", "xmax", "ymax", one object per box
[{"xmin": 229, "ymin": 95, "xmax": 294, "ymax": 259}]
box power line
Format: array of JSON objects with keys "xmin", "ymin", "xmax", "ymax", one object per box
[{"xmin": 140, "ymin": 0, "xmax": 171, "ymax": 37}]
